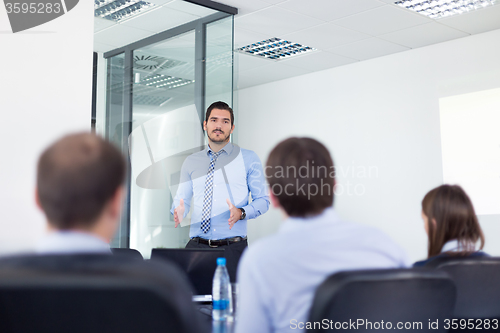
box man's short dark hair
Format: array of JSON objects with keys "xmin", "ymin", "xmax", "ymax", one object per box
[
  {"xmin": 266, "ymin": 137, "xmax": 335, "ymax": 217},
  {"xmin": 37, "ymin": 133, "xmax": 126, "ymax": 229},
  {"xmin": 205, "ymin": 101, "xmax": 234, "ymax": 126}
]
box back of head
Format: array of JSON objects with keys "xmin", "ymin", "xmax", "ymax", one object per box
[
  {"xmin": 422, "ymin": 184, "xmax": 484, "ymax": 257},
  {"xmin": 37, "ymin": 133, "xmax": 125, "ymax": 230},
  {"xmin": 266, "ymin": 137, "xmax": 335, "ymax": 217}
]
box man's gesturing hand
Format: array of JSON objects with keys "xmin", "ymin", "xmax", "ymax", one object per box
[
  {"xmin": 227, "ymin": 198, "xmax": 241, "ymax": 230},
  {"xmin": 174, "ymin": 199, "xmax": 185, "ymax": 228}
]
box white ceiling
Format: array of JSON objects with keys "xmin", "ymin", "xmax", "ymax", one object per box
[
  {"xmin": 94, "ymin": 0, "xmax": 500, "ymax": 90},
  {"xmin": 93, "ymin": 0, "xmax": 217, "ymax": 51}
]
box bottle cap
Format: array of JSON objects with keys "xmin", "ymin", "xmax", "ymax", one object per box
[{"xmin": 217, "ymin": 257, "xmax": 226, "ymax": 266}]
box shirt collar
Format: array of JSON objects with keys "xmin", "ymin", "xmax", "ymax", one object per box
[
  {"xmin": 441, "ymin": 239, "xmax": 478, "ymax": 253},
  {"xmin": 36, "ymin": 230, "xmax": 112, "ymax": 254},
  {"xmin": 207, "ymin": 142, "xmax": 233, "ymax": 157},
  {"xmin": 280, "ymin": 207, "xmax": 339, "ymax": 233}
]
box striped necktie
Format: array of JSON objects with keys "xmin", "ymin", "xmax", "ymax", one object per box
[{"xmin": 201, "ymin": 149, "xmax": 223, "ymax": 233}]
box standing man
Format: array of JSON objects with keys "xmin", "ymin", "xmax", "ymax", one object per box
[{"xmin": 171, "ymin": 101, "xmax": 269, "ymax": 281}]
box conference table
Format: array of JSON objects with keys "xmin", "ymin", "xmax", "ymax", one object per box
[
  {"xmin": 212, "ymin": 320, "xmax": 234, "ymax": 333},
  {"xmin": 196, "ymin": 303, "xmax": 235, "ymax": 333},
  {"xmin": 195, "ymin": 296, "xmax": 236, "ymax": 333}
]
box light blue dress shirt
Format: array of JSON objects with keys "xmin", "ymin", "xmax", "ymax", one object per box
[
  {"xmin": 235, "ymin": 208, "xmax": 410, "ymax": 333},
  {"xmin": 171, "ymin": 142, "xmax": 269, "ymax": 240},
  {"xmin": 35, "ymin": 231, "xmax": 112, "ymax": 254}
]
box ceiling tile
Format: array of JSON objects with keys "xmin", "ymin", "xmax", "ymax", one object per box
[
  {"xmin": 139, "ymin": 34, "xmax": 195, "ymax": 66},
  {"xmin": 278, "ymin": 0, "xmax": 385, "ymax": 22},
  {"xmin": 165, "ymin": 0, "xmax": 217, "ymax": 17},
  {"xmin": 234, "ymin": 6, "xmax": 324, "ymax": 37},
  {"xmin": 148, "ymin": 0, "xmax": 174, "ymax": 5},
  {"xmin": 333, "ymin": 5, "xmax": 431, "ymax": 36},
  {"xmin": 205, "ymin": 18, "xmax": 233, "ymax": 49},
  {"xmin": 379, "ymin": 22, "xmax": 469, "ymax": 48},
  {"xmin": 93, "ymin": 42, "xmax": 119, "ymax": 53},
  {"xmin": 236, "ymin": 62, "xmax": 311, "ymax": 89},
  {"xmin": 281, "ymin": 23, "xmax": 371, "ymax": 50},
  {"xmin": 93, "ymin": 0, "xmax": 500, "ymax": 91},
  {"xmin": 120, "ymin": 6, "xmax": 199, "ymax": 32},
  {"xmin": 279, "ymin": 50, "xmax": 357, "ymax": 71},
  {"xmin": 94, "ymin": 25, "xmax": 154, "ymax": 49},
  {"xmin": 328, "ymin": 37, "xmax": 409, "ymax": 60},
  {"xmin": 147, "ymin": 34, "xmax": 195, "ymax": 50},
  {"xmin": 233, "ymin": 28, "xmax": 270, "ymax": 48},
  {"xmin": 210, "ymin": 0, "xmax": 271, "ymax": 16},
  {"xmin": 259, "ymin": 0, "xmax": 289, "ymax": 4},
  {"xmin": 234, "ymin": 53, "xmax": 271, "ymax": 72},
  {"xmin": 94, "ymin": 17, "xmax": 116, "ymax": 33},
  {"xmin": 439, "ymin": 4, "xmax": 500, "ymax": 34}
]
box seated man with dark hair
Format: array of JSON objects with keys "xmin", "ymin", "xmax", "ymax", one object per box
[
  {"xmin": 0, "ymin": 133, "xmax": 202, "ymax": 332},
  {"xmin": 236, "ymin": 137, "xmax": 409, "ymax": 333},
  {"xmin": 35, "ymin": 132, "xmax": 127, "ymax": 253}
]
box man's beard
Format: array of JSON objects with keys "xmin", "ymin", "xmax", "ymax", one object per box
[{"xmin": 208, "ymin": 130, "xmax": 230, "ymax": 143}]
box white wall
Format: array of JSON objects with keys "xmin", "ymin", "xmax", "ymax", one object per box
[
  {"xmin": 236, "ymin": 29, "xmax": 500, "ymax": 262},
  {"xmin": 0, "ymin": 2, "xmax": 94, "ymax": 254}
]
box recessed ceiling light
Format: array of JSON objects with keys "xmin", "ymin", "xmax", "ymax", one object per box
[
  {"xmin": 395, "ymin": 0, "xmax": 497, "ymax": 19},
  {"xmin": 94, "ymin": 0, "xmax": 156, "ymax": 22},
  {"xmin": 136, "ymin": 74, "xmax": 194, "ymax": 90},
  {"xmin": 109, "ymin": 74, "xmax": 193, "ymax": 94},
  {"xmin": 133, "ymin": 95, "xmax": 171, "ymax": 106},
  {"xmin": 236, "ymin": 38, "xmax": 316, "ymax": 60}
]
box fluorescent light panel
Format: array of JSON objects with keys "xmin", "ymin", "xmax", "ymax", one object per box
[
  {"xmin": 94, "ymin": 0, "xmax": 156, "ymax": 22},
  {"xmin": 134, "ymin": 95, "xmax": 171, "ymax": 106},
  {"xmin": 395, "ymin": 0, "xmax": 497, "ymax": 19},
  {"xmin": 236, "ymin": 38, "xmax": 316, "ymax": 60},
  {"xmin": 138, "ymin": 74, "xmax": 194, "ymax": 89},
  {"xmin": 109, "ymin": 75, "xmax": 193, "ymax": 94}
]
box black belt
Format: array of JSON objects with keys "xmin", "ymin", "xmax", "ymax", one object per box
[{"xmin": 192, "ymin": 236, "xmax": 247, "ymax": 248}]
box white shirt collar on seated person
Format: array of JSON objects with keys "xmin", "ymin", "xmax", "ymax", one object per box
[
  {"xmin": 441, "ymin": 239, "xmax": 479, "ymax": 253},
  {"xmin": 35, "ymin": 230, "xmax": 111, "ymax": 255}
]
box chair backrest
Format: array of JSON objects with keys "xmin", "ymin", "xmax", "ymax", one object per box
[
  {"xmin": 434, "ymin": 257, "xmax": 500, "ymax": 319},
  {"xmin": 151, "ymin": 248, "xmax": 225, "ymax": 295},
  {"xmin": 307, "ymin": 269, "xmax": 456, "ymax": 333},
  {"xmin": 0, "ymin": 254, "xmax": 200, "ymax": 333},
  {"xmin": 111, "ymin": 247, "xmax": 144, "ymax": 260}
]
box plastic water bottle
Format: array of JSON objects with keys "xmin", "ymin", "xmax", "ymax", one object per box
[{"xmin": 212, "ymin": 257, "xmax": 231, "ymax": 321}]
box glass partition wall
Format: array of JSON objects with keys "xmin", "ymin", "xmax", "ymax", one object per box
[{"xmin": 102, "ymin": 4, "xmax": 234, "ymax": 257}]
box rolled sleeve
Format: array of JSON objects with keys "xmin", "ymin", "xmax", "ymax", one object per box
[
  {"xmin": 242, "ymin": 152, "xmax": 269, "ymax": 220},
  {"xmin": 170, "ymin": 159, "xmax": 193, "ymax": 218}
]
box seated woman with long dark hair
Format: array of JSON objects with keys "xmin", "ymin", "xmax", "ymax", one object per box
[{"xmin": 414, "ymin": 184, "xmax": 488, "ymax": 267}]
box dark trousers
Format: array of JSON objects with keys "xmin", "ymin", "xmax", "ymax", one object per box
[{"xmin": 186, "ymin": 238, "xmax": 248, "ymax": 283}]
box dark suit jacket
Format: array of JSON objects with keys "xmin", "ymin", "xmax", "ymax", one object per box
[{"xmin": 413, "ymin": 251, "xmax": 489, "ymax": 267}]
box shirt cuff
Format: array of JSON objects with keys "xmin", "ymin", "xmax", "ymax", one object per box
[{"xmin": 240, "ymin": 204, "xmax": 254, "ymax": 220}]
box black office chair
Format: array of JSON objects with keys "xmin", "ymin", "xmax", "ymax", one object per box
[
  {"xmin": 433, "ymin": 257, "xmax": 500, "ymax": 331},
  {"xmin": 111, "ymin": 247, "xmax": 144, "ymax": 260},
  {"xmin": 423, "ymin": 254, "xmax": 491, "ymax": 269},
  {"xmin": 307, "ymin": 269, "xmax": 456, "ymax": 333},
  {"xmin": 0, "ymin": 254, "xmax": 202, "ymax": 333}
]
